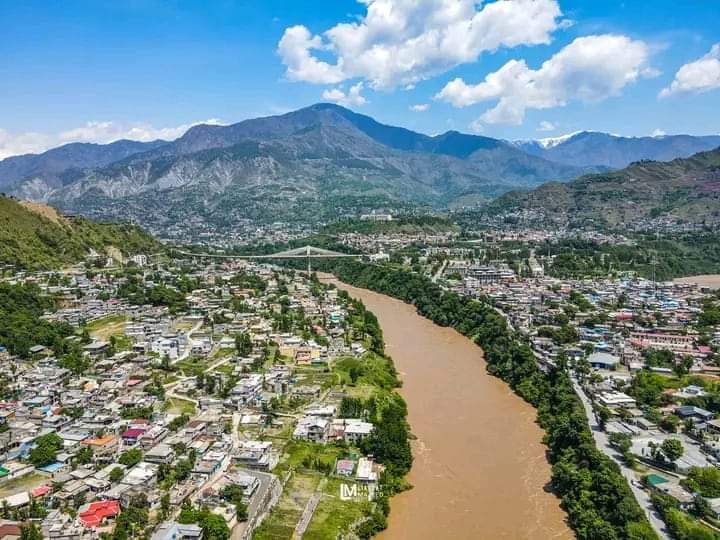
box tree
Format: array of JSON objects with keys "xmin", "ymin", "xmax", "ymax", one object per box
[
  {"xmin": 118, "ymin": 448, "xmax": 143, "ymax": 467},
  {"xmin": 608, "ymin": 432, "xmax": 632, "ymax": 454},
  {"xmin": 29, "ymin": 433, "xmax": 64, "ymax": 467},
  {"xmin": 20, "ymin": 523, "xmax": 43, "ymax": 540},
  {"xmin": 661, "ymin": 439, "xmax": 684, "ymax": 463},
  {"xmin": 235, "ymin": 333, "xmax": 253, "ymax": 356},
  {"xmin": 109, "ymin": 467, "xmax": 125, "ymax": 483},
  {"xmin": 75, "ymin": 446, "xmax": 93, "ymax": 465}
]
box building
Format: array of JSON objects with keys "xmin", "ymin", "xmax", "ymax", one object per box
[{"xmin": 151, "ymin": 522, "xmax": 203, "ymax": 540}]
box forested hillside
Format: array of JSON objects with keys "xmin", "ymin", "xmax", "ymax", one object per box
[{"xmin": 0, "ymin": 195, "xmax": 159, "ymax": 269}]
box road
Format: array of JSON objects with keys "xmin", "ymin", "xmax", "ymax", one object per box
[
  {"xmin": 172, "ymin": 319, "xmax": 204, "ymax": 365},
  {"xmin": 572, "ymin": 379, "xmax": 671, "ymax": 540}
]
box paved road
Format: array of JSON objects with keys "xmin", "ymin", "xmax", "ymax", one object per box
[{"xmin": 572, "ymin": 379, "xmax": 671, "ymax": 540}]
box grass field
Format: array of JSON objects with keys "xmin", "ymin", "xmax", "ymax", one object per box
[
  {"xmin": 253, "ymin": 473, "xmax": 321, "ymax": 540},
  {"xmin": 304, "ymin": 477, "xmax": 368, "ymax": 540},
  {"xmin": 163, "ymin": 397, "xmax": 196, "ymax": 415},
  {"xmin": 0, "ymin": 473, "xmax": 48, "ymax": 498},
  {"xmin": 85, "ymin": 314, "xmax": 128, "ymax": 341}
]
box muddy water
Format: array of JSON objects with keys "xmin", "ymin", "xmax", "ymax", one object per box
[
  {"xmin": 328, "ymin": 278, "xmax": 572, "ymax": 540},
  {"xmin": 674, "ymin": 275, "xmax": 720, "ymax": 290}
]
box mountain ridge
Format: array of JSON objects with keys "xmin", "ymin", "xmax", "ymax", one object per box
[
  {"xmin": 487, "ymin": 146, "xmax": 720, "ymax": 228},
  {"xmin": 513, "ymin": 131, "xmax": 720, "ymax": 168},
  {"xmin": 6, "ymin": 104, "xmax": 588, "ymax": 230}
]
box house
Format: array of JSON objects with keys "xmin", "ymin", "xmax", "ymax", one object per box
[
  {"xmin": 151, "ymin": 522, "xmax": 203, "ymax": 540},
  {"xmin": 674, "ymin": 406, "xmax": 714, "ymax": 422},
  {"xmin": 144, "ymin": 444, "xmax": 176, "ymax": 465},
  {"xmin": 0, "ymin": 520, "xmax": 21, "ymax": 540},
  {"xmin": 597, "ymin": 391, "xmax": 636, "ymax": 408},
  {"xmin": 336, "ymin": 459, "xmax": 354, "ymax": 476},
  {"xmin": 332, "ymin": 419, "xmax": 374, "ymax": 444},
  {"xmin": 121, "ymin": 427, "xmax": 147, "ymax": 446},
  {"xmin": 78, "ymin": 500, "xmax": 120, "ymax": 528},
  {"xmin": 587, "ymin": 351, "xmax": 620, "ymax": 370},
  {"xmin": 293, "ymin": 416, "xmax": 330, "ymax": 443},
  {"xmin": 233, "ymin": 440, "xmax": 276, "ymax": 471},
  {"xmin": 82, "ymin": 435, "xmax": 118, "ymax": 462}
]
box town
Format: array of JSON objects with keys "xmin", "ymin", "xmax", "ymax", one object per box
[{"xmin": 0, "ymin": 256, "xmax": 409, "ymax": 540}]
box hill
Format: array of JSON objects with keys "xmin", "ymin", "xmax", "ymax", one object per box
[
  {"xmin": 0, "ymin": 195, "xmax": 159, "ymax": 269},
  {"xmin": 488, "ymin": 147, "xmax": 720, "ymax": 228},
  {"xmin": 513, "ymin": 131, "xmax": 720, "ymax": 169},
  {"xmin": 6, "ymin": 104, "xmax": 587, "ymax": 230}
]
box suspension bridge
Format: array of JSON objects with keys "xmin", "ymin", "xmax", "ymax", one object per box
[{"xmin": 170, "ymin": 245, "xmax": 362, "ymax": 273}]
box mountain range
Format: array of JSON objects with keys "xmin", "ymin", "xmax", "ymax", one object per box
[
  {"xmin": 488, "ymin": 147, "xmax": 720, "ymax": 228},
  {"xmin": 513, "ymin": 131, "xmax": 720, "ymax": 169},
  {"xmin": 1, "ymin": 103, "xmax": 718, "ymax": 231}
]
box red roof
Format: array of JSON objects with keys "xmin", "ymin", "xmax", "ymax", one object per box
[
  {"xmin": 79, "ymin": 500, "xmax": 120, "ymax": 528},
  {"xmin": 122, "ymin": 428, "xmax": 146, "ymax": 439},
  {"xmin": 31, "ymin": 485, "xmax": 51, "ymax": 497}
]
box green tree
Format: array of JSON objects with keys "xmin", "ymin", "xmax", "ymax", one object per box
[
  {"xmin": 20, "ymin": 523, "xmax": 43, "ymax": 540},
  {"xmin": 661, "ymin": 439, "xmax": 684, "ymax": 463},
  {"xmin": 109, "ymin": 467, "xmax": 125, "ymax": 483},
  {"xmin": 118, "ymin": 448, "xmax": 143, "ymax": 467}
]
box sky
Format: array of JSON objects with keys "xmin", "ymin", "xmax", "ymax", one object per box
[{"xmin": 1, "ymin": 0, "xmax": 719, "ymax": 159}]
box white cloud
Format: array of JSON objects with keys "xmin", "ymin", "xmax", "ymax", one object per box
[
  {"xmin": 58, "ymin": 119, "xmax": 224, "ymax": 144},
  {"xmin": 321, "ymin": 82, "xmax": 368, "ymax": 107},
  {"xmin": 410, "ymin": 103, "xmax": 430, "ymax": 112},
  {"xmin": 651, "ymin": 128, "xmax": 666, "ymax": 137},
  {"xmin": 278, "ymin": 0, "xmax": 566, "ymax": 90},
  {"xmin": 659, "ymin": 43, "xmax": 720, "ymax": 98},
  {"xmin": 0, "ymin": 119, "xmax": 224, "ymax": 160},
  {"xmin": 468, "ymin": 118, "xmax": 484, "ymax": 134},
  {"xmin": 0, "ymin": 129, "xmax": 52, "ymax": 160},
  {"xmin": 436, "ymin": 34, "xmax": 655, "ymax": 125},
  {"xmin": 537, "ymin": 120, "xmax": 556, "ymax": 132}
]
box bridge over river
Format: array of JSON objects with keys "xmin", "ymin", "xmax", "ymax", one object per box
[{"xmin": 171, "ymin": 245, "xmax": 361, "ymax": 273}]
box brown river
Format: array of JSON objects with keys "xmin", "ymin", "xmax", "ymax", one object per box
[{"xmin": 326, "ymin": 277, "xmax": 572, "ymax": 540}]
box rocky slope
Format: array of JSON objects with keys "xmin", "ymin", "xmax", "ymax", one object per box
[{"xmin": 6, "ymin": 104, "xmax": 586, "ymax": 228}]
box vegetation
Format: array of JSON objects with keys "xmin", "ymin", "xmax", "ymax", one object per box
[
  {"xmin": 118, "ymin": 448, "xmax": 143, "ymax": 468},
  {"xmin": 332, "ymin": 260, "xmax": 656, "ymax": 539},
  {"xmin": 0, "ymin": 195, "xmax": 158, "ymax": 269},
  {"xmin": 0, "ymin": 282, "xmax": 74, "ymax": 358},
  {"xmin": 539, "ymin": 235, "xmax": 720, "ymax": 281},
  {"xmin": 29, "ymin": 433, "xmax": 64, "ymax": 467},
  {"xmin": 178, "ymin": 502, "xmax": 230, "ymax": 540}
]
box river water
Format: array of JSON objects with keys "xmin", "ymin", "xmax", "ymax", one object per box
[{"xmin": 327, "ymin": 278, "xmax": 572, "ymax": 540}]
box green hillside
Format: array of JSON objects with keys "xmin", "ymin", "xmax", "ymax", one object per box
[
  {"xmin": 488, "ymin": 147, "xmax": 720, "ymax": 228},
  {"xmin": 0, "ymin": 195, "xmax": 159, "ymax": 269}
]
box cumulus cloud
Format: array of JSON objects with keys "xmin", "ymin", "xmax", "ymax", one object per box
[
  {"xmin": 278, "ymin": 0, "xmax": 566, "ymax": 89},
  {"xmin": 0, "ymin": 119, "xmax": 224, "ymax": 160},
  {"xmin": 321, "ymin": 82, "xmax": 368, "ymax": 107},
  {"xmin": 468, "ymin": 118, "xmax": 484, "ymax": 134},
  {"xmin": 436, "ymin": 34, "xmax": 655, "ymax": 125},
  {"xmin": 0, "ymin": 129, "xmax": 53, "ymax": 160},
  {"xmin": 410, "ymin": 103, "xmax": 430, "ymax": 112},
  {"xmin": 659, "ymin": 43, "xmax": 720, "ymax": 98},
  {"xmin": 651, "ymin": 128, "xmax": 666, "ymax": 137},
  {"xmin": 537, "ymin": 120, "xmax": 556, "ymax": 131}
]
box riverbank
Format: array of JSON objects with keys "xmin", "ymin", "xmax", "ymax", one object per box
[
  {"xmin": 324, "ymin": 275, "xmax": 572, "ymax": 540},
  {"xmin": 674, "ymin": 275, "xmax": 720, "ymax": 290},
  {"xmin": 325, "ymin": 262, "xmax": 657, "ymax": 539}
]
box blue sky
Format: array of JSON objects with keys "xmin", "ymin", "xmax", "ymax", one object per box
[{"xmin": 1, "ymin": 0, "xmax": 718, "ymax": 158}]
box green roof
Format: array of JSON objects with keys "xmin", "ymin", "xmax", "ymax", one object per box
[{"xmin": 0, "ymin": 467, "xmax": 9, "ymax": 477}]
